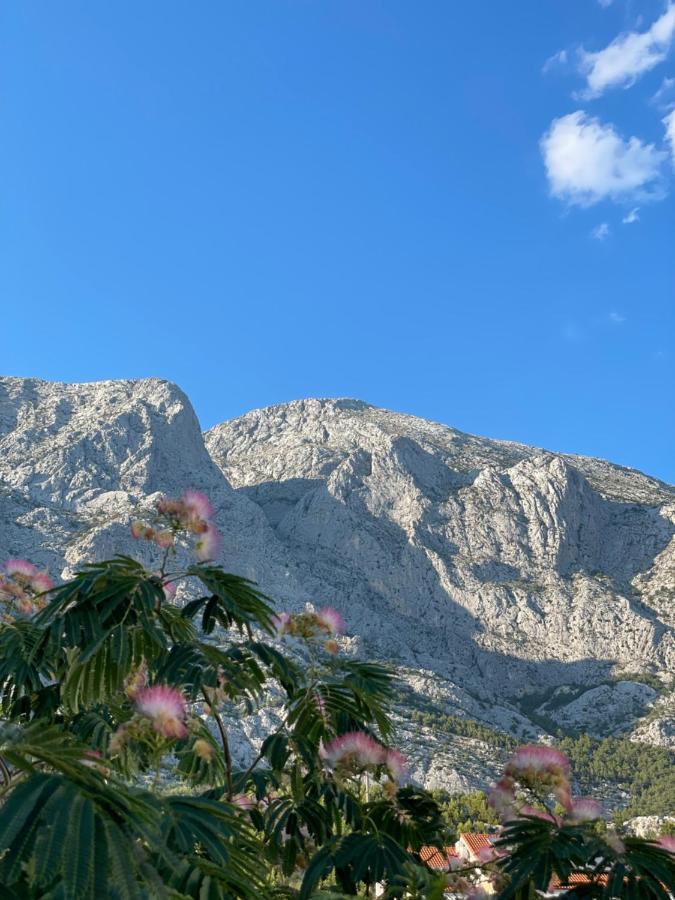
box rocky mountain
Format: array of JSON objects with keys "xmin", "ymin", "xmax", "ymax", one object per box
[
  {"xmin": 0, "ymin": 376, "xmax": 307, "ymax": 602},
  {"xmin": 2, "ymin": 378, "xmax": 674, "ymax": 793}
]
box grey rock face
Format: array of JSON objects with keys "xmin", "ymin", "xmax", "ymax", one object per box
[
  {"xmin": 0, "ymin": 377, "xmax": 309, "ymax": 606},
  {"xmin": 2, "ymin": 381, "xmax": 674, "ymax": 788},
  {"xmin": 627, "ymin": 816, "xmax": 675, "ymax": 837},
  {"xmin": 207, "ymin": 400, "xmax": 674, "ymax": 709},
  {"xmin": 536, "ymin": 682, "xmax": 660, "ymax": 737}
]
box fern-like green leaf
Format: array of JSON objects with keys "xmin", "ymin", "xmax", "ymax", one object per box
[{"xmin": 62, "ymin": 791, "xmax": 95, "ymax": 899}]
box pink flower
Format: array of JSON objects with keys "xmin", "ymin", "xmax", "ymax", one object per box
[
  {"xmin": 272, "ymin": 612, "xmax": 292, "ymax": 635},
  {"xmin": 162, "ymin": 580, "xmax": 177, "ymax": 600},
  {"xmin": 555, "ymin": 779, "xmax": 572, "ymax": 812},
  {"xmin": 657, "ymin": 835, "xmax": 675, "ymax": 854},
  {"xmin": 489, "ymin": 777, "xmax": 516, "ymax": 821},
  {"xmin": 134, "ymin": 491, "xmax": 218, "ymax": 560},
  {"xmin": 321, "ymin": 731, "xmax": 385, "ymax": 771},
  {"xmin": 0, "ymin": 561, "xmax": 53, "ymax": 617},
  {"xmin": 567, "ymin": 797, "xmax": 604, "ymax": 823},
  {"xmin": 0, "ymin": 579, "xmax": 16, "ymax": 602},
  {"xmin": 182, "ymin": 490, "xmax": 213, "ymax": 521},
  {"xmin": 3, "ymin": 559, "xmax": 38, "ymax": 578},
  {"xmin": 16, "ymin": 597, "xmax": 37, "ymax": 616},
  {"xmin": 135, "ymin": 685, "xmax": 187, "ymax": 739},
  {"xmin": 152, "ymin": 573, "xmax": 176, "ymax": 600},
  {"xmin": 316, "ymin": 606, "xmax": 345, "ymax": 635},
  {"xmin": 519, "ymin": 805, "xmax": 559, "ymax": 824},
  {"xmin": 125, "ymin": 662, "xmax": 147, "ymax": 699},
  {"xmin": 29, "ymin": 572, "xmax": 54, "ymax": 594},
  {"xmin": 505, "ymin": 745, "xmax": 571, "ymax": 808},
  {"xmin": 505, "ymin": 745, "xmax": 571, "ymax": 780},
  {"xmin": 194, "ymin": 523, "xmax": 221, "ymax": 561},
  {"xmin": 82, "ymin": 749, "xmax": 102, "ymax": 764},
  {"xmin": 154, "ymin": 530, "xmax": 175, "ymax": 549},
  {"xmin": 384, "ymin": 748, "xmax": 408, "ymax": 783},
  {"xmin": 232, "ymin": 793, "xmax": 256, "ymax": 811}
]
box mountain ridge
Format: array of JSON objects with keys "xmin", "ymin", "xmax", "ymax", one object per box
[
  {"xmin": 2, "ymin": 376, "xmax": 674, "ymax": 790},
  {"xmin": 206, "ymin": 395, "xmax": 674, "ymax": 505}
]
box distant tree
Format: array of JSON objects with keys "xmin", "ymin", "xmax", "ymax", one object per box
[{"xmin": 432, "ymin": 789, "xmax": 500, "ymax": 836}]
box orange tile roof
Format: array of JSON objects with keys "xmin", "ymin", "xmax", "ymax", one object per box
[
  {"xmin": 459, "ymin": 832, "xmax": 493, "ymax": 858},
  {"xmin": 550, "ymin": 873, "xmax": 609, "ymax": 888},
  {"xmin": 419, "ymin": 846, "xmax": 459, "ymax": 870}
]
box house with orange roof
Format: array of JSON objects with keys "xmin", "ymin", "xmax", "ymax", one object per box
[
  {"xmin": 414, "ymin": 833, "xmax": 499, "ymax": 895},
  {"xmin": 549, "ymin": 873, "xmax": 609, "ymax": 889},
  {"xmin": 418, "ymin": 845, "xmax": 460, "ymax": 871},
  {"xmin": 456, "ymin": 831, "xmax": 495, "ymax": 862}
]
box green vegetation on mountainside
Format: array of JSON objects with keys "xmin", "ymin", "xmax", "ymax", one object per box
[
  {"xmin": 399, "ymin": 686, "xmax": 675, "ymax": 819},
  {"xmin": 430, "ymin": 789, "xmax": 501, "ymax": 836},
  {"xmin": 559, "ymin": 733, "xmax": 675, "ymax": 820}
]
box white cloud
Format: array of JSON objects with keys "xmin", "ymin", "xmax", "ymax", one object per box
[
  {"xmin": 622, "ymin": 207, "xmax": 640, "ymax": 223},
  {"xmin": 540, "ymin": 111, "xmax": 667, "ymax": 206},
  {"xmin": 591, "ymin": 222, "xmax": 611, "ymax": 239},
  {"xmin": 579, "ymin": 4, "xmax": 675, "ymax": 97},
  {"xmin": 608, "ymin": 311, "xmax": 626, "ymax": 324},
  {"xmin": 664, "ymin": 109, "xmax": 675, "ymax": 166},
  {"xmin": 597, "ymin": 0, "xmax": 614, "ymax": 7},
  {"xmin": 651, "ymin": 75, "xmax": 675, "ymax": 109},
  {"xmin": 543, "ymin": 49, "xmax": 568, "ymax": 74}
]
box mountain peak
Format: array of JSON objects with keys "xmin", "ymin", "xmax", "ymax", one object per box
[{"xmin": 2, "ymin": 376, "xmax": 674, "ymax": 783}]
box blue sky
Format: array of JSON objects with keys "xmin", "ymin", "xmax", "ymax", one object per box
[{"xmin": 1, "ymin": 1, "xmax": 673, "ymax": 481}]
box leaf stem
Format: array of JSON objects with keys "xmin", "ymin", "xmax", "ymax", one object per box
[{"xmin": 203, "ymin": 687, "xmax": 233, "ymax": 799}]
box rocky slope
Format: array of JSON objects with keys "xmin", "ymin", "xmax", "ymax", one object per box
[
  {"xmin": 206, "ymin": 398, "xmax": 675, "ymax": 762},
  {"xmin": 0, "ymin": 377, "xmax": 313, "ymax": 601},
  {"xmin": 2, "ymin": 379, "xmax": 674, "ymax": 792}
]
